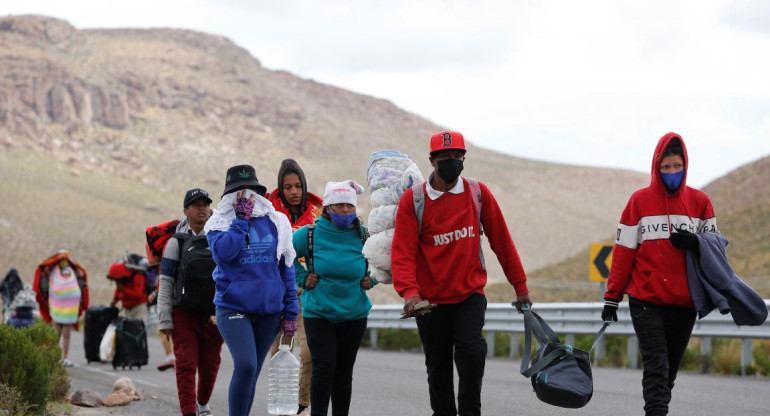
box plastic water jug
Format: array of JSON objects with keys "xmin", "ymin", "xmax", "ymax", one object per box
[{"xmin": 267, "ymin": 336, "xmax": 300, "ymax": 415}]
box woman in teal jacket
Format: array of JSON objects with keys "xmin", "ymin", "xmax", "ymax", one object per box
[{"xmin": 292, "ymin": 180, "xmax": 376, "ymax": 416}]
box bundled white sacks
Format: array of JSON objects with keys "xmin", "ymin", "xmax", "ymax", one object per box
[{"xmin": 363, "ymin": 149, "xmax": 424, "ymax": 284}]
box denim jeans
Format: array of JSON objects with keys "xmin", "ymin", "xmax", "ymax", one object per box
[{"xmin": 629, "ymin": 297, "xmax": 696, "ymax": 416}]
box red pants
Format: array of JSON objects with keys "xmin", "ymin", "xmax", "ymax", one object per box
[{"xmin": 172, "ymin": 308, "xmax": 224, "ymax": 415}]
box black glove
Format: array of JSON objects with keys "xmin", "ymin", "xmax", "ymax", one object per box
[
  {"xmin": 670, "ymin": 228, "xmax": 699, "ymax": 251},
  {"xmin": 601, "ymin": 299, "xmax": 619, "ymax": 322}
]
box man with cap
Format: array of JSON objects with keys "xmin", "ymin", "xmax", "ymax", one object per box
[
  {"xmin": 158, "ymin": 187, "xmax": 223, "ymax": 416},
  {"xmin": 205, "ymin": 165, "xmax": 298, "ymax": 416},
  {"xmin": 391, "ymin": 130, "xmax": 533, "ymax": 416}
]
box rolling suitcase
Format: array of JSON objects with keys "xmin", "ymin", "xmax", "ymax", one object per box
[
  {"xmin": 84, "ymin": 306, "xmax": 119, "ymax": 363},
  {"xmin": 112, "ymin": 317, "xmax": 149, "ymax": 370}
]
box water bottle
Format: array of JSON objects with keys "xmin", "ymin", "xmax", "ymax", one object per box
[{"xmin": 267, "ymin": 336, "xmax": 300, "ymax": 415}]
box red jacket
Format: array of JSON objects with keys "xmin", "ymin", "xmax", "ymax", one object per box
[
  {"xmin": 605, "ymin": 132, "xmax": 718, "ymax": 307},
  {"xmin": 267, "ymin": 190, "xmax": 323, "ymax": 230},
  {"xmin": 392, "ymin": 177, "xmax": 528, "ymax": 304},
  {"xmin": 109, "ymin": 263, "xmax": 147, "ymax": 309}
]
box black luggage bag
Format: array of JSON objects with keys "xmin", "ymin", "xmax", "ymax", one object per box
[
  {"xmin": 84, "ymin": 306, "xmax": 119, "ymax": 363},
  {"xmin": 112, "ymin": 317, "xmax": 149, "ymax": 370}
]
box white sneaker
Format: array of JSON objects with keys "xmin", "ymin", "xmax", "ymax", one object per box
[
  {"xmin": 157, "ymin": 355, "xmax": 175, "ymax": 371},
  {"xmin": 61, "ymin": 358, "xmax": 74, "ymax": 367},
  {"xmin": 197, "ymin": 401, "xmax": 213, "ymax": 416}
]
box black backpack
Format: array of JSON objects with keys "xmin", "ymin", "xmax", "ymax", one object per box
[{"xmin": 173, "ymin": 233, "xmax": 216, "ymax": 315}]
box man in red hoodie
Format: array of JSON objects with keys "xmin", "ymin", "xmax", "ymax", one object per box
[
  {"xmin": 602, "ymin": 133, "xmax": 718, "ymax": 416},
  {"xmin": 392, "ymin": 130, "xmax": 532, "ymax": 416}
]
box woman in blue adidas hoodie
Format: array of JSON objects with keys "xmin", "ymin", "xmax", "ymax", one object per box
[
  {"xmin": 205, "ymin": 164, "xmax": 299, "ymax": 416},
  {"xmin": 292, "ymin": 180, "xmax": 376, "ymax": 416}
]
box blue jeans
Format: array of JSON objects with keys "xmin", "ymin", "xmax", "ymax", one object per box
[{"xmin": 216, "ymin": 307, "xmax": 281, "ymax": 416}]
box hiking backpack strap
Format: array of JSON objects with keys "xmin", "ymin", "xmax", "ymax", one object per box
[
  {"xmin": 358, "ymin": 223, "xmax": 370, "ymax": 276},
  {"xmin": 306, "ymin": 224, "xmax": 315, "ymax": 275},
  {"xmin": 466, "ymin": 177, "xmax": 486, "ymax": 270},
  {"xmin": 412, "ymin": 181, "xmax": 426, "ymax": 231},
  {"xmin": 358, "ymin": 222, "xmax": 370, "ymax": 244},
  {"xmin": 466, "ymin": 178, "xmax": 483, "ymax": 235},
  {"xmin": 170, "ymin": 232, "xmax": 192, "ymax": 303}
]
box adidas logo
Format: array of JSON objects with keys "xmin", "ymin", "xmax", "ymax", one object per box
[{"xmin": 247, "ymin": 228, "xmax": 273, "ymax": 253}]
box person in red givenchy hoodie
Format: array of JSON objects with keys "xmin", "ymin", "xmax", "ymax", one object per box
[
  {"xmin": 602, "ymin": 132, "xmax": 719, "ymax": 416},
  {"xmin": 267, "ymin": 158, "xmax": 322, "ymax": 415},
  {"xmin": 392, "ymin": 130, "xmax": 532, "ymax": 416},
  {"xmin": 109, "ymin": 262, "xmax": 149, "ymax": 321}
]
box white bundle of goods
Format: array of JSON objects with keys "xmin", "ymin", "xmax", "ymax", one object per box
[{"xmin": 364, "ymin": 150, "xmax": 424, "ymax": 284}]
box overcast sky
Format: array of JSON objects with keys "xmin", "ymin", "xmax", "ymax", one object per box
[{"xmin": 5, "ymin": 0, "xmax": 770, "ymax": 187}]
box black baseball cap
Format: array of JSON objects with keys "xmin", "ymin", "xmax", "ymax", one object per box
[{"xmin": 183, "ymin": 188, "xmax": 212, "ymax": 208}]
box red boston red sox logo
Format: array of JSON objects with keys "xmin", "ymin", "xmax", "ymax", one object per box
[{"xmin": 442, "ymin": 132, "xmax": 452, "ymax": 147}]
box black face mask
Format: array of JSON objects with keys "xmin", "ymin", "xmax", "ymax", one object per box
[{"xmin": 436, "ymin": 159, "xmax": 464, "ymax": 183}]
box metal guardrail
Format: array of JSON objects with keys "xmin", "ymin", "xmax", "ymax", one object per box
[{"xmin": 367, "ymin": 301, "xmax": 770, "ymax": 375}]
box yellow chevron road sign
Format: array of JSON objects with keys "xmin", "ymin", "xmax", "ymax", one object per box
[{"xmin": 589, "ymin": 243, "xmax": 613, "ymax": 282}]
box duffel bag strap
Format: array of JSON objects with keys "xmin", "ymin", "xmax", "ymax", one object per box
[
  {"xmin": 519, "ymin": 305, "xmax": 611, "ymax": 377},
  {"xmin": 520, "ymin": 305, "xmax": 563, "ymax": 376},
  {"xmin": 589, "ymin": 320, "xmax": 611, "ymax": 353}
]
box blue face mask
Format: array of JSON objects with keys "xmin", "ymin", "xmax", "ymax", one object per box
[
  {"xmin": 330, "ymin": 213, "xmax": 356, "ymax": 228},
  {"xmin": 660, "ymin": 170, "xmax": 684, "ymax": 191}
]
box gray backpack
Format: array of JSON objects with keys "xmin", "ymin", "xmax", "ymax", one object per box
[{"xmin": 411, "ymin": 177, "xmax": 486, "ymax": 270}]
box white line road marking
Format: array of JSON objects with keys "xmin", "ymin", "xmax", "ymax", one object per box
[{"xmin": 78, "ymin": 365, "xmax": 163, "ymax": 388}]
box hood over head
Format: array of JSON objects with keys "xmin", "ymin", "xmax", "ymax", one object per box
[
  {"xmin": 276, "ymin": 158, "xmax": 308, "ymax": 213},
  {"xmin": 651, "ymin": 132, "xmax": 689, "ymax": 194}
]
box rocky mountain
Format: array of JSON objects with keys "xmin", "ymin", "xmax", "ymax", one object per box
[{"xmin": 0, "ymin": 15, "xmax": 650, "ymax": 304}]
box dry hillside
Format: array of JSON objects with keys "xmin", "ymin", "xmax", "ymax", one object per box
[
  {"xmin": 704, "ymin": 155, "xmax": 770, "ymax": 280},
  {"xmin": 0, "ymin": 15, "xmax": 649, "ymax": 304}
]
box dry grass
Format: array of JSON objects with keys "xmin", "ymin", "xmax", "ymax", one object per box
[{"xmin": 0, "ymin": 148, "xmax": 179, "ymax": 305}]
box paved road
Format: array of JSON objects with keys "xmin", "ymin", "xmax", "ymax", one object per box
[{"xmin": 66, "ymin": 330, "xmax": 770, "ymax": 415}]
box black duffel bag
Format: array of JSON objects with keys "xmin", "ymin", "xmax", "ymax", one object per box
[{"xmin": 519, "ymin": 304, "xmax": 609, "ymax": 408}]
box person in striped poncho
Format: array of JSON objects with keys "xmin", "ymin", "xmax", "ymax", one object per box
[{"xmin": 33, "ymin": 250, "xmax": 89, "ymax": 367}]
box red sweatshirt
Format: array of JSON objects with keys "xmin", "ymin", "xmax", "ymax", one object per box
[
  {"xmin": 110, "ymin": 263, "xmax": 148, "ymax": 309},
  {"xmin": 268, "ymin": 191, "xmax": 323, "ymax": 230},
  {"xmin": 392, "ymin": 177, "xmax": 528, "ymax": 304},
  {"xmin": 605, "ymin": 133, "xmax": 718, "ymax": 307}
]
